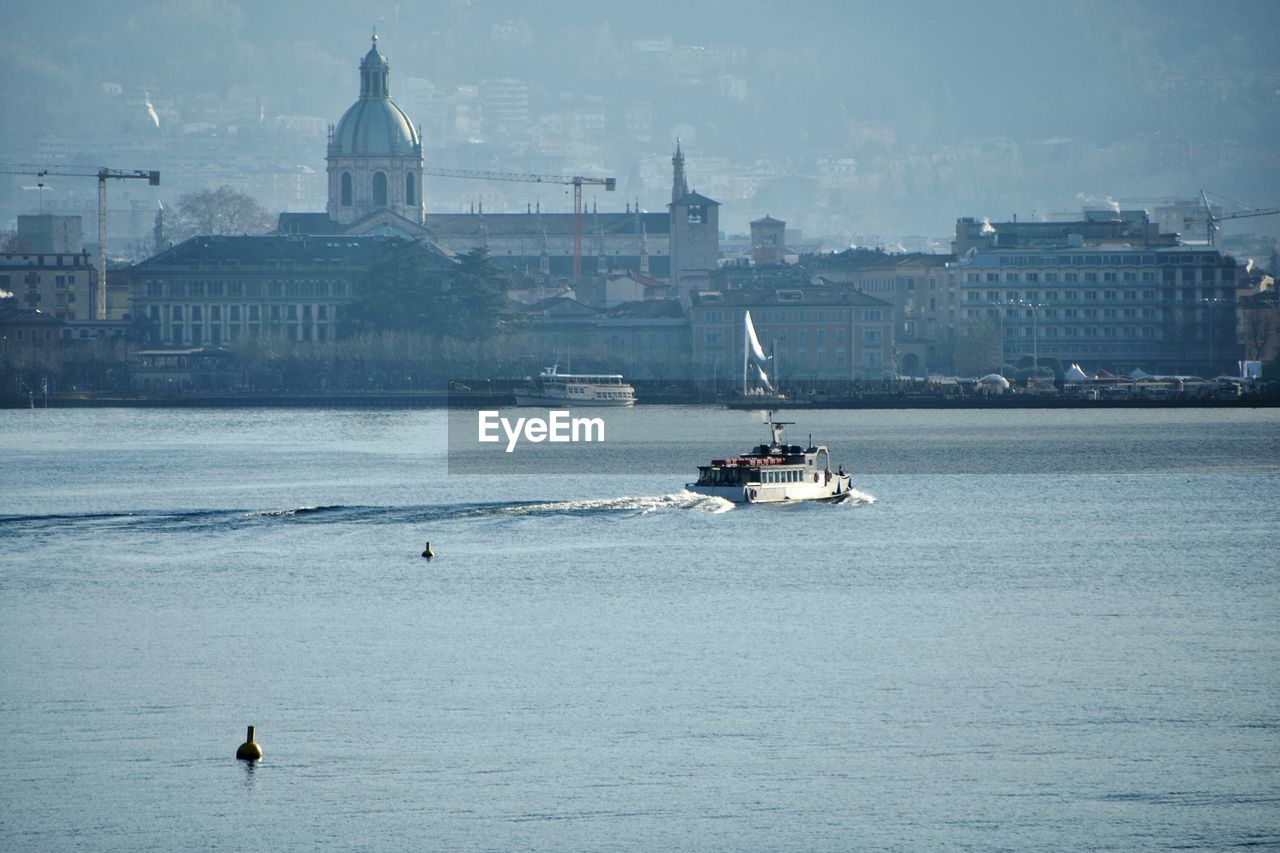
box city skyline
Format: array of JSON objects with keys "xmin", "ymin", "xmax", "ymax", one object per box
[{"xmin": 3, "ymin": 1, "xmax": 1279, "ymax": 246}]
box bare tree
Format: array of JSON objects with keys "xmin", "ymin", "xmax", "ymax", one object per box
[
  {"xmin": 170, "ymin": 186, "xmax": 275, "ymax": 242},
  {"xmin": 1241, "ymin": 302, "xmax": 1276, "ymax": 361},
  {"xmin": 0, "ymin": 230, "xmax": 32, "ymax": 252}
]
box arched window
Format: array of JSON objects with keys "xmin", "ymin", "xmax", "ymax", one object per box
[
  {"xmin": 405, "ymin": 172, "xmax": 416, "ymax": 206},
  {"xmin": 340, "ymin": 172, "xmax": 352, "ymax": 206},
  {"xmin": 372, "ymin": 171, "xmax": 387, "ymax": 207}
]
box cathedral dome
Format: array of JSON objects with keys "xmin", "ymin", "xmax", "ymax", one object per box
[
  {"xmin": 330, "ymin": 35, "xmax": 421, "ymax": 157},
  {"xmin": 332, "ymin": 98, "xmax": 419, "ymax": 156}
]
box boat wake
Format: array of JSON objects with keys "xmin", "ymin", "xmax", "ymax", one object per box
[
  {"xmin": 0, "ymin": 492, "xmax": 735, "ymax": 536},
  {"xmin": 475, "ymin": 492, "xmax": 735, "ymax": 518}
]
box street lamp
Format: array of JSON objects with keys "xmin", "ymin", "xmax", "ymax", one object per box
[
  {"xmin": 988, "ymin": 301, "xmax": 1006, "ymax": 373},
  {"xmin": 1013, "ymin": 300, "xmax": 1045, "ymax": 373},
  {"xmin": 1201, "ymin": 297, "xmax": 1227, "ymax": 376}
]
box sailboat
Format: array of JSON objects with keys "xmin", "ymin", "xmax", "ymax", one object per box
[{"xmin": 728, "ymin": 310, "xmax": 788, "ymax": 408}]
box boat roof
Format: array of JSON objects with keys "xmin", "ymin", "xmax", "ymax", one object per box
[{"xmin": 538, "ymin": 370, "xmax": 626, "ymax": 380}]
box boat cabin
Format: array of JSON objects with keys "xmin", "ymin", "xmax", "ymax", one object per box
[{"xmin": 694, "ymin": 444, "xmax": 830, "ymax": 488}]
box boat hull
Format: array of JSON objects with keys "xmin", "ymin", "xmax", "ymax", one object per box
[
  {"xmin": 685, "ymin": 475, "xmax": 854, "ymax": 505},
  {"xmin": 724, "ymin": 394, "xmax": 789, "ymax": 410},
  {"xmin": 514, "ymin": 394, "xmax": 635, "ymax": 407}
]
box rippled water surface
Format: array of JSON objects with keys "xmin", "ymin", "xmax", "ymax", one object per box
[{"xmin": 2, "ymin": 407, "xmax": 1278, "ymax": 850}]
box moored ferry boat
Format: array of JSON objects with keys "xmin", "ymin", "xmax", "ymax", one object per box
[
  {"xmin": 686, "ymin": 414, "xmax": 853, "ymax": 504},
  {"xmin": 514, "ymin": 366, "xmax": 637, "ymax": 407}
]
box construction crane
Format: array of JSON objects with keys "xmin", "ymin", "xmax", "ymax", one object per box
[
  {"xmin": 0, "ymin": 165, "xmax": 160, "ymax": 319},
  {"xmin": 1188, "ymin": 189, "xmax": 1280, "ymax": 247},
  {"xmin": 423, "ymin": 167, "xmax": 615, "ymax": 279}
]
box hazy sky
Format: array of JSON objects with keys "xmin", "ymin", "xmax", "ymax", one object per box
[{"xmin": 3, "ymin": 0, "xmax": 1279, "ymax": 239}]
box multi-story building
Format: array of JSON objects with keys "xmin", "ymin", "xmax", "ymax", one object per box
[
  {"xmin": 479, "ymin": 78, "xmax": 530, "ymax": 138},
  {"xmin": 807, "ymin": 249, "xmax": 953, "ymax": 377},
  {"xmin": 414, "ymin": 206, "xmax": 671, "ymax": 281},
  {"xmin": 690, "ymin": 287, "xmax": 895, "ymax": 383},
  {"xmin": 749, "ymin": 215, "xmax": 786, "ymax": 266},
  {"xmin": 0, "ymin": 250, "xmax": 94, "ymax": 324},
  {"xmin": 0, "ymin": 302, "xmax": 64, "ymax": 390},
  {"xmin": 518, "ymin": 296, "xmax": 690, "ymax": 378},
  {"xmin": 951, "ymin": 210, "xmax": 1240, "ymax": 375},
  {"xmin": 126, "ymin": 234, "xmax": 454, "ymax": 346}
]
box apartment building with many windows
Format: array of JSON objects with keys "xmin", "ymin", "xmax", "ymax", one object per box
[{"xmin": 952, "ymin": 211, "xmax": 1239, "ymax": 375}]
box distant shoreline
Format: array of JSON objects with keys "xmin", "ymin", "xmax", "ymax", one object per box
[{"xmin": 3, "ymin": 392, "xmax": 1277, "ymax": 410}]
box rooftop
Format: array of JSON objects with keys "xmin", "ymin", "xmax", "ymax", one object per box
[
  {"xmin": 692, "ymin": 287, "xmax": 893, "ymax": 309},
  {"xmin": 135, "ymin": 234, "xmax": 451, "ymax": 268}
]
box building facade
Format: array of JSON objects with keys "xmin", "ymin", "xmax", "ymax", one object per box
[
  {"xmin": 690, "ymin": 287, "xmax": 896, "ymax": 383},
  {"xmin": 749, "ymin": 215, "xmax": 786, "ymax": 266},
  {"xmin": 808, "ymin": 249, "xmax": 954, "ymax": 377},
  {"xmin": 951, "ymin": 211, "xmax": 1240, "ymax": 375},
  {"xmin": 0, "ymin": 250, "xmax": 95, "ymax": 325},
  {"xmin": 518, "ymin": 296, "xmax": 690, "ymax": 378},
  {"xmin": 0, "ymin": 302, "xmax": 65, "ymax": 397},
  {"xmin": 670, "ymin": 191, "xmax": 721, "ymax": 304},
  {"xmin": 127, "ymin": 235, "xmax": 453, "ymax": 346}
]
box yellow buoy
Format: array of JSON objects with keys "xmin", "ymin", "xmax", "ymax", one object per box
[
  {"xmin": 422, "ymin": 541, "xmax": 434, "ymax": 559},
  {"xmin": 236, "ymin": 725, "xmax": 262, "ymax": 762}
]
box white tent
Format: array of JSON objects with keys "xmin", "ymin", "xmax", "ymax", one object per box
[
  {"xmin": 978, "ymin": 373, "xmax": 1011, "ymax": 389},
  {"xmin": 1064, "ymin": 363, "xmax": 1088, "ymax": 383},
  {"xmin": 1129, "ymin": 368, "xmax": 1150, "ymax": 380}
]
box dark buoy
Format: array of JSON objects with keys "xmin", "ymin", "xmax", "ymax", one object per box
[
  {"xmin": 236, "ymin": 725, "xmax": 262, "ymax": 762},
  {"xmin": 422, "ymin": 541, "xmax": 434, "ymax": 559}
]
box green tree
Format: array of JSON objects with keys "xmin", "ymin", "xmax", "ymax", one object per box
[
  {"xmin": 345, "ymin": 244, "xmax": 516, "ymax": 358},
  {"xmin": 447, "ymin": 248, "xmax": 515, "ymax": 341},
  {"xmin": 345, "ymin": 243, "xmax": 453, "ymax": 338},
  {"xmin": 953, "ymin": 316, "xmax": 1002, "ymax": 376}
]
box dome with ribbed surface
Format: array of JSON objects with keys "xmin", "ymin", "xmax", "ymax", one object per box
[
  {"xmin": 331, "ymin": 35, "xmax": 420, "ymax": 156},
  {"xmin": 333, "ymin": 99, "xmax": 419, "ymax": 156}
]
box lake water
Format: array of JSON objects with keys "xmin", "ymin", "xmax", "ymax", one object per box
[{"xmin": 2, "ymin": 406, "xmax": 1278, "ymax": 850}]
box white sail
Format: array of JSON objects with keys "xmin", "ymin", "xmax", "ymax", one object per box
[
  {"xmin": 742, "ymin": 310, "xmax": 775, "ymax": 394},
  {"xmin": 745, "ymin": 310, "xmax": 767, "ymax": 362}
]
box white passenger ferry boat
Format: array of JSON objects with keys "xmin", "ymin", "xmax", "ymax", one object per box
[
  {"xmin": 514, "ymin": 366, "xmax": 637, "ymax": 407},
  {"xmin": 686, "ymin": 415, "xmax": 853, "ymax": 504}
]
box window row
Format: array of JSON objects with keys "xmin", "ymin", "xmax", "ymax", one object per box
[
  {"xmin": 999, "ymin": 253, "xmax": 1220, "ymax": 266},
  {"xmin": 165, "ymin": 323, "xmax": 333, "ymax": 344},
  {"xmin": 145, "ymin": 304, "xmax": 336, "ymax": 322},
  {"xmin": 147, "ymin": 280, "xmax": 350, "ymax": 299},
  {"xmin": 339, "ymin": 170, "xmax": 417, "ymax": 207}
]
